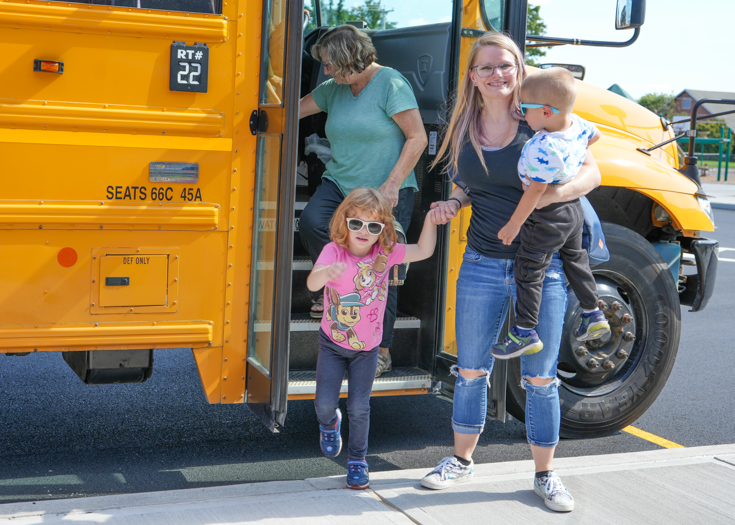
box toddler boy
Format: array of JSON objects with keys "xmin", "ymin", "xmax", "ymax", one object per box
[{"xmin": 492, "ymin": 67, "xmax": 609, "ymax": 359}]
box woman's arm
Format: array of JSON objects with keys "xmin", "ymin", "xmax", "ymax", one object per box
[
  {"xmin": 428, "ymin": 185, "xmax": 470, "ymax": 225},
  {"xmin": 536, "ymin": 149, "xmax": 602, "ymax": 209},
  {"xmin": 378, "ymin": 108, "xmax": 428, "ymax": 208},
  {"xmin": 300, "ymin": 94, "xmax": 322, "ymax": 119},
  {"xmin": 403, "ymin": 214, "xmax": 437, "ymax": 263}
]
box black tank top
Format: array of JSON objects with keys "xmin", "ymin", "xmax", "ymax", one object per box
[{"xmin": 454, "ymin": 121, "xmax": 534, "ymax": 259}]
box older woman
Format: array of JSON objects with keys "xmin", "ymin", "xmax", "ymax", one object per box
[
  {"xmin": 299, "ymin": 24, "xmax": 427, "ymax": 376},
  {"xmin": 422, "ymin": 33, "xmax": 601, "ymax": 513}
]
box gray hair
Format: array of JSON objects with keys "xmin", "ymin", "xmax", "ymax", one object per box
[{"xmin": 311, "ymin": 25, "xmax": 378, "ymax": 79}]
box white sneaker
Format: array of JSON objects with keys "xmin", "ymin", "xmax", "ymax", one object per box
[
  {"xmin": 421, "ymin": 456, "xmax": 474, "ymax": 490},
  {"xmin": 533, "ymin": 472, "xmax": 574, "ymax": 512}
]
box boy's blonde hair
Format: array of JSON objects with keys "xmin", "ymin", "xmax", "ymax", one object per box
[
  {"xmin": 330, "ymin": 188, "xmax": 397, "ymax": 253},
  {"xmin": 521, "ymin": 67, "xmax": 577, "ymax": 114},
  {"xmin": 311, "ymin": 25, "xmax": 378, "ymax": 80}
]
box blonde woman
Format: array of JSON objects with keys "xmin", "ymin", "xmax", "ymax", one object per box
[
  {"xmin": 300, "ymin": 25, "xmax": 427, "ymax": 377},
  {"xmin": 422, "ymin": 33, "xmax": 601, "ymax": 513}
]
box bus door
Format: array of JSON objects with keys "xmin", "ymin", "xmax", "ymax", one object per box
[
  {"xmin": 430, "ymin": 0, "xmax": 525, "ymax": 422},
  {"xmin": 245, "ymin": 0, "xmax": 302, "ymax": 431}
]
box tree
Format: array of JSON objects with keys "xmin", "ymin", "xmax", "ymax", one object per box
[
  {"xmin": 525, "ymin": 5, "xmax": 549, "ymax": 66},
  {"xmin": 304, "ymin": 0, "xmax": 396, "ymax": 32},
  {"xmin": 637, "ymin": 92, "xmax": 675, "ymax": 120},
  {"xmin": 349, "ymin": 0, "xmax": 397, "ymax": 30}
]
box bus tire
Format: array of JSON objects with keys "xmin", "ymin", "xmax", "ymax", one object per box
[{"xmin": 505, "ymin": 222, "xmax": 681, "ymax": 439}]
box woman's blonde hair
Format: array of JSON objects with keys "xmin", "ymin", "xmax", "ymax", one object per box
[
  {"xmin": 311, "ymin": 24, "xmax": 378, "ymax": 80},
  {"xmin": 330, "ymin": 188, "xmax": 397, "ymax": 253},
  {"xmin": 431, "ymin": 32, "xmax": 527, "ymax": 175}
]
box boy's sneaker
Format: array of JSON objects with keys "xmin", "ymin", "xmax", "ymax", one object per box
[
  {"xmin": 491, "ymin": 327, "xmax": 543, "ymax": 360},
  {"xmin": 319, "ymin": 408, "xmax": 342, "ymax": 458},
  {"xmin": 346, "ymin": 460, "xmax": 369, "ymax": 489},
  {"xmin": 534, "ymin": 472, "xmax": 574, "ymax": 512},
  {"xmin": 575, "ymin": 310, "xmax": 610, "ymax": 341},
  {"xmin": 420, "ymin": 456, "xmax": 474, "ymax": 490}
]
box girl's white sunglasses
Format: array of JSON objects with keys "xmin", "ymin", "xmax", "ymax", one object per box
[{"xmin": 346, "ymin": 218, "xmax": 385, "ymax": 235}]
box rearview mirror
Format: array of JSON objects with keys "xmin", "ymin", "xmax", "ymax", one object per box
[
  {"xmin": 616, "ymin": 0, "xmax": 646, "ymax": 29},
  {"xmin": 538, "ymin": 63, "xmax": 586, "ymax": 81}
]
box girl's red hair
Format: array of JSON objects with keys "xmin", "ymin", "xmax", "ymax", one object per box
[{"xmin": 329, "ymin": 187, "xmax": 397, "ymax": 253}]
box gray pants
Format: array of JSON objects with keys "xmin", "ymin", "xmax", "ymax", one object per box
[{"xmin": 514, "ymin": 199, "xmax": 598, "ymax": 329}]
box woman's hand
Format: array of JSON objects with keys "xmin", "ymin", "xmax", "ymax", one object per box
[
  {"xmin": 428, "ymin": 200, "xmax": 460, "ymax": 225},
  {"xmin": 378, "ymin": 179, "xmax": 400, "ymax": 208},
  {"xmin": 535, "ymin": 148, "xmax": 601, "ymax": 208}
]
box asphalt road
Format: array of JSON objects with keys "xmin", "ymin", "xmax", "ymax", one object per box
[{"xmin": 1, "ymin": 209, "xmax": 734, "ymax": 503}]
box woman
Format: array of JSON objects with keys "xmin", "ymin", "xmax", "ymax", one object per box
[
  {"xmin": 422, "ymin": 33, "xmax": 601, "ymax": 513},
  {"xmin": 299, "ymin": 24, "xmax": 428, "ymax": 377}
]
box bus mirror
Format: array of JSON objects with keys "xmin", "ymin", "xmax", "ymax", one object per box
[
  {"xmin": 538, "ymin": 63, "xmax": 585, "ymax": 81},
  {"xmin": 616, "ymin": 0, "xmax": 646, "ymax": 30}
]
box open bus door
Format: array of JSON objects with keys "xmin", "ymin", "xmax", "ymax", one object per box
[{"xmin": 245, "ymin": 0, "xmax": 303, "ymax": 431}]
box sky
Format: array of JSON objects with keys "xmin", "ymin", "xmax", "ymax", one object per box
[{"xmin": 340, "ymin": 0, "xmax": 735, "ymax": 101}]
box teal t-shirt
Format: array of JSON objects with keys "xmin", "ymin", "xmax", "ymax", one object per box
[{"xmin": 311, "ymin": 67, "xmax": 420, "ymax": 197}]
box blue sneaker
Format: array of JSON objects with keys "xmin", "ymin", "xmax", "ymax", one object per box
[
  {"xmin": 491, "ymin": 327, "xmax": 543, "ymax": 360},
  {"xmin": 346, "ymin": 460, "xmax": 369, "ymax": 489},
  {"xmin": 575, "ymin": 310, "xmax": 610, "ymax": 341},
  {"xmin": 319, "ymin": 408, "xmax": 342, "ymax": 458}
]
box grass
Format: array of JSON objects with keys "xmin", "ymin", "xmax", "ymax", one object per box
[{"xmin": 699, "ymin": 159, "xmax": 732, "ymax": 168}]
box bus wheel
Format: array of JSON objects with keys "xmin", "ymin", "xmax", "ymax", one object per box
[{"xmin": 505, "ymin": 223, "xmax": 681, "ymax": 439}]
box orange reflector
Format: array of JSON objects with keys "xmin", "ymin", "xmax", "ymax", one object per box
[
  {"xmin": 58, "ymin": 247, "xmax": 78, "ymax": 268},
  {"xmin": 34, "ymin": 59, "xmax": 64, "ymax": 74}
]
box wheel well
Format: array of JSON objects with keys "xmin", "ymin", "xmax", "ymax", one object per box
[{"xmin": 587, "ymin": 186, "xmax": 658, "ymax": 240}]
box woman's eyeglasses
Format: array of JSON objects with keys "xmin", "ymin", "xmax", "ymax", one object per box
[
  {"xmin": 346, "ymin": 218, "xmax": 385, "ymax": 235},
  {"xmin": 471, "ymin": 62, "xmax": 518, "ymax": 78},
  {"xmin": 519, "ymin": 103, "xmax": 560, "ymax": 116}
]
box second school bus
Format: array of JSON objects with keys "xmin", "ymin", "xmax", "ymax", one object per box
[{"xmin": 0, "ymin": 0, "xmax": 718, "ymax": 437}]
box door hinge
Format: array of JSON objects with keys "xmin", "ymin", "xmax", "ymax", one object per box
[{"xmin": 249, "ymin": 109, "xmax": 268, "ymax": 135}]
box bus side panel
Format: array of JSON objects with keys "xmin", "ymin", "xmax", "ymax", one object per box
[{"xmin": 0, "ymin": 0, "xmax": 262, "ymax": 404}]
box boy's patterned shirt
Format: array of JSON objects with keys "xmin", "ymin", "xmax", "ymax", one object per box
[{"xmin": 518, "ymin": 114, "xmax": 599, "ymax": 186}]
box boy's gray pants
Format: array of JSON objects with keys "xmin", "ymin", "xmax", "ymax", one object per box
[{"xmin": 514, "ymin": 198, "xmax": 599, "ymax": 329}]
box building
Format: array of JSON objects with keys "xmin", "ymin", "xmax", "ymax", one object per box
[{"xmin": 673, "ymin": 89, "xmax": 735, "ymax": 134}]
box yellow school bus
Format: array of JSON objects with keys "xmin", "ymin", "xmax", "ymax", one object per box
[{"xmin": 0, "ymin": 0, "xmax": 718, "ymax": 437}]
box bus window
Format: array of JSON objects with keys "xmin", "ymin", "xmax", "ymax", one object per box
[
  {"xmin": 45, "ymin": 0, "xmax": 223, "ymax": 15},
  {"xmin": 305, "ymin": 0, "xmax": 453, "ymax": 32},
  {"xmin": 480, "ymin": 0, "xmax": 505, "ymax": 32},
  {"xmin": 261, "ymin": 0, "xmax": 288, "ymax": 105}
]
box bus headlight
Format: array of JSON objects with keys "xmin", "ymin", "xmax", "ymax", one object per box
[{"xmin": 697, "ymin": 196, "xmax": 715, "ymax": 226}]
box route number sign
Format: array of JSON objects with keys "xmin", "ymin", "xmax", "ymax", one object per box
[{"xmin": 169, "ymin": 42, "xmax": 209, "ymax": 93}]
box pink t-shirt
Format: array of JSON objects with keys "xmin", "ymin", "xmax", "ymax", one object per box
[{"xmin": 316, "ymin": 241, "xmax": 406, "ymax": 351}]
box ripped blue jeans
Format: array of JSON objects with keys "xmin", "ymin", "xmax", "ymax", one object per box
[{"xmin": 452, "ymin": 247, "xmax": 567, "ymax": 448}]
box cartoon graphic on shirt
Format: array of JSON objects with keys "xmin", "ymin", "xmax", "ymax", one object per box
[
  {"xmin": 353, "ymin": 260, "xmax": 388, "ymax": 305},
  {"xmin": 325, "ymin": 286, "xmax": 366, "ymax": 349}
]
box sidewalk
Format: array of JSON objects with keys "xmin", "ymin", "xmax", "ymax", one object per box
[
  {"xmin": 2, "ymin": 444, "xmax": 734, "ymax": 524},
  {"xmin": 702, "ymin": 182, "xmax": 735, "ymax": 210}
]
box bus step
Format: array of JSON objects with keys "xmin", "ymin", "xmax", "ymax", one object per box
[
  {"xmin": 287, "ymin": 367, "xmax": 431, "ymax": 396},
  {"xmin": 255, "ymin": 314, "xmax": 420, "ymax": 332},
  {"xmin": 256, "ymin": 258, "xmax": 312, "ymax": 271}
]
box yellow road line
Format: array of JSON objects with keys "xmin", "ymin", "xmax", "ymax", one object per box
[{"xmin": 622, "ymin": 426, "xmax": 685, "ymax": 449}]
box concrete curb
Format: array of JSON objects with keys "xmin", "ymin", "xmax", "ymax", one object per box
[{"xmin": 2, "ymin": 444, "xmax": 735, "ymax": 521}]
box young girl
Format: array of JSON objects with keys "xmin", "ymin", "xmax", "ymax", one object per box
[{"xmin": 307, "ymin": 187, "xmax": 437, "ymax": 490}]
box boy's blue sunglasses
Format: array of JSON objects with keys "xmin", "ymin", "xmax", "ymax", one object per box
[{"xmin": 520, "ymin": 103, "xmax": 560, "ymax": 116}]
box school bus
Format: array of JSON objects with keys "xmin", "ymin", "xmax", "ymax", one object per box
[{"xmin": 0, "ymin": 0, "xmax": 718, "ymax": 438}]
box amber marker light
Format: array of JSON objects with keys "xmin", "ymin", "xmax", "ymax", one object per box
[{"xmin": 34, "ymin": 60, "xmax": 64, "ymax": 74}]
